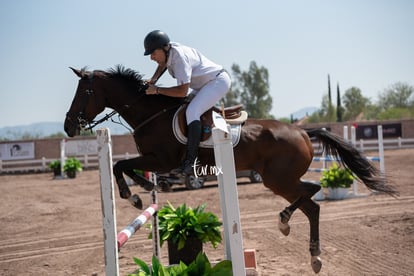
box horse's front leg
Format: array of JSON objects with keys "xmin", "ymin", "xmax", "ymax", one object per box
[
  {"xmin": 113, "ymin": 155, "xmax": 159, "ymax": 209},
  {"xmin": 123, "ymin": 169, "xmax": 154, "ymax": 191}
]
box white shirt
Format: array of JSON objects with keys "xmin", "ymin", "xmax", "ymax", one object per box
[{"xmin": 166, "ymin": 42, "xmax": 223, "ymax": 91}]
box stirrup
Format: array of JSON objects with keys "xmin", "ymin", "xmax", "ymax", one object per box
[{"xmin": 171, "ymin": 160, "xmax": 194, "ymax": 176}]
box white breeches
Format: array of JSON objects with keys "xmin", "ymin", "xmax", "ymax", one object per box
[{"xmin": 186, "ymin": 71, "xmax": 231, "ymax": 124}]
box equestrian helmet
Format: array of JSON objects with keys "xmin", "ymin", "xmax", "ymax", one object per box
[{"xmin": 144, "ymin": 30, "xmax": 170, "ymax": 55}]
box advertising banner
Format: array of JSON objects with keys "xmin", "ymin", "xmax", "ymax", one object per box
[
  {"xmin": 65, "ymin": 139, "xmax": 98, "ymax": 156},
  {"xmin": 0, "ymin": 142, "xmax": 35, "ymax": 160},
  {"xmin": 355, "ymin": 123, "xmax": 402, "ymax": 139}
]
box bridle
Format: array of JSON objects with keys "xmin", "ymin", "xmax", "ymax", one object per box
[
  {"xmin": 66, "ymin": 70, "xmax": 133, "ymax": 132},
  {"xmin": 65, "ymin": 71, "xmax": 100, "ymax": 132},
  {"xmin": 66, "ymin": 70, "xmax": 182, "ymax": 133}
]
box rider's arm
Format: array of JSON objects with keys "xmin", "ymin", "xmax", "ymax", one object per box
[
  {"xmin": 149, "ymin": 65, "xmax": 167, "ymax": 84},
  {"xmin": 146, "ymin": 83, "xmax": 189, "ymax": 98}
]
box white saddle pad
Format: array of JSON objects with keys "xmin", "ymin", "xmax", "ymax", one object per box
[{"xmin": 172, "ymin": 109, "xmax": 242, "ymax": 148}]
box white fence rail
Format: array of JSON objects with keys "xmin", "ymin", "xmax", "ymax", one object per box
[
  {"xmin": 311, "ymin": 137, "xmax": 414, "ymax": 155},
  {"xmin": 0, "ymin": 153, "xmax": 139, "ymax": 174},
  {"xmin": 1, "ymin": 137, "xmax": 414, "ymax": 174}
]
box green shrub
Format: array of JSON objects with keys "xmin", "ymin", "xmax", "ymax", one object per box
[
  {"xmin": 320, "ymin": 163, "xmax": 354, "ymax": 188},
  {"xmin": 48, "ymin": 160, "xmax": 61, "ymax": 170},
  {"xmin": 149, "ymin": 202, "xmax": 222, "ymax": 250},
  {"xmin": 63, "ymin": 157, "xmax": 82, "ymax": 173},
  {"xmin": 128, "ymin": 252, "xmax": 232, "ymax": 276}
]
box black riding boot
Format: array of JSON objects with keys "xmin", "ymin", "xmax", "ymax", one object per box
[{"xmin": 172, "ymin": 120, "xmax": 201, "ymax": 175}]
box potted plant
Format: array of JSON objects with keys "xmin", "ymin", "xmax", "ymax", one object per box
[
  {"xmin": 63, "ymin": 157, "xmax": 82, "ymax": 178},
  {"xmin": 130, "ymin": 252, "xmax": 232, "ymax": 276},
  {"xmin": 149, "ymin": 202, "xmax": 222, "ymax": 265},
  {"xmin": 320, "ymin": 163, "xmax": 354, "ymax": 200},
  {"xmin": 48, "ymin": 160, "xmax": 61, "ymax": 177}
]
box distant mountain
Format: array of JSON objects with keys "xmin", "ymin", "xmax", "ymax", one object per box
[
  {"xmin": 290, "ymin": 107, "xmax": 318, "ymax": 120},
  {"xmin": 0, "ymin": 121, "xmax": 131, "ymax": 140}
]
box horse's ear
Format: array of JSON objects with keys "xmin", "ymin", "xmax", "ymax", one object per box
[{"xmin": 69, "ymin": 67, "xmax": 83, "ymax": 78}]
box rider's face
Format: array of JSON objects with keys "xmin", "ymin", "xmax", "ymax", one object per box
[{"xmin": 150, "ymin": 49, "xmax": 166, "ymax": 66}]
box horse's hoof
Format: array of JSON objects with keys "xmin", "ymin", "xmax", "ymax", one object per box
[
  {"xmin": 311, "ymin": 256, "xmax": 322, "ymax": 273},
  {"xmin": 128, "ymin": 194, "xmax": 143, "ymax": 209},
  {"xmin": 278, "ymin": 220, "xmax": 290, "ymax": 236},
  {"xmin": 159, "ymin": 181, "xmax": 172, "ymax": 192},
  {"xmin": 142, "ymin": 181, "xmax": 155, "ymax": 191}
]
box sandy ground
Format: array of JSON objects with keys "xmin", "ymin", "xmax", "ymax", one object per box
[{"xmin": 0, "ymin": 149, "xmax": 413, "ymax": 276}]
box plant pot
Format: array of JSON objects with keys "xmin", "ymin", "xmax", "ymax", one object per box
[
  {"xmin": 66, "ymin": 170, "xmax": 77, "ymax": 179},
  {"xmin": 327, "ymin": 187, "xmax": 349, "ymax": 200},
  {"xmin": 168, "ymin": 236, "xmax": 203, "ymax": 265},
  {"xmin": 313, "ymin": 188, "xmax": 325, "ymax": 201},
  {"xmin": 53, "ymin": 166, "xmax": 61, "ymax": 177}
]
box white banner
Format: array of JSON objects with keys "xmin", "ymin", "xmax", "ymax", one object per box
[
  {"xmin": 0, "ymin": 142, "xmax": 35, "ymax": 160},
  {"xmin": 65, "ymin": 139, "xmax": 98, "ymax": 156}
]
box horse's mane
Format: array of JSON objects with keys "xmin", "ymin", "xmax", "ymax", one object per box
[{"xmin": 107, "ymin": 65, "xmax": 144, "ymax": 85}]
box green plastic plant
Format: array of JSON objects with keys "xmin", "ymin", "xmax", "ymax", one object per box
[
  {"xmin": 320, "ymin": 163, "xmax": 354, "ymax": 188},
  {"xmin": 149, "ymin": 202, "xmax": 222, "ymax": 250},
  {"xmin": 128, "ymin": 252, "xmax": 232, "ymax": 276},
  {"xmin": 48, "ymin": 160, "xmax": 61, "ymax": 170},
  {"xmin": 63, "ymin": 157, "xmax": 83, "ymax": 173}
]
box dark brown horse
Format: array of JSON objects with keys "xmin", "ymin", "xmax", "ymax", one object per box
[{"xmin": 64, "ymin": 65, "xmax": 397, "ymax": 273}]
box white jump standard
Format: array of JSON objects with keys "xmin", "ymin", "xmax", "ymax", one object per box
[
  {"xmin": 97, "ymin": 128, "xmax": 160, "ymax": 276},
  {"xmin": 212, "ymin": 112, "xmax": 246, "ymax": 276}
]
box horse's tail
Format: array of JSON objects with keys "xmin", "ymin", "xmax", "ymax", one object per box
[{"xmin": 306, "ymin": 129, "xmax": 398, "ymax": 197}]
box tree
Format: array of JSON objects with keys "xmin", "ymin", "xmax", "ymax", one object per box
[
  {"xmin": 225, "ymin": 61, "xmax": 273, "ymax": 119},
  {"xmin": 342, "ymin": 87, "xmax": 371, "ymax": 121},
  {"xmin": 336, "ymin": 83, "xmax": 343, "ymax": 122},
  {"xmin": 326, "ymin": 75, "xmax": 335, "ymax": 122},
  {"xmin": 377, "ymin": 82, "xmax": 414, "ymax": 110}
]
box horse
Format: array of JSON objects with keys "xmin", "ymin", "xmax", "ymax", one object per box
[{"xmin": 64, "ymin": 65, "xmax": 397, "ymax": 273}]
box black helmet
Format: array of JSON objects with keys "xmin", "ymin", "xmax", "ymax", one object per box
[{"xmin": 144, "ymin": 30, "xmax": 170, "ymax": 55}]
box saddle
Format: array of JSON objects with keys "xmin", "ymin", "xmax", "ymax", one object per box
[{"xmin": 177, "ymin": 104, "xmax": 248, "ymax": 141}]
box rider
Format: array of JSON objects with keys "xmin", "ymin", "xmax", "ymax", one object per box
[{"xmin": 144, "ymin": 30, "xmax": 231, "ymax": 175}]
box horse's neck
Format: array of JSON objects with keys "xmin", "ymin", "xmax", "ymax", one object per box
[{"xmin": 107, "ymin": 89, "xmax": 180, "ymax": 130}]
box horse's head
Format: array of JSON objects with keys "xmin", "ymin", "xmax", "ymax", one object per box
[
  {"xmin": 65, "ymin": 65, "xmax": 150, "ymax": 137},
  {"xmin": 64, "ymin": 67, "xmax": 107, "ymax": 137}
]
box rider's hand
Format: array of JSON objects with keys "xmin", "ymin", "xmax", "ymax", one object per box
[
  {"xmin": 146, "ymin": 84, "xmax": 158, "ymax": 95},
  {"xmin": 145, "ymin": 78, "xmax": 157, "ymax": 85}
]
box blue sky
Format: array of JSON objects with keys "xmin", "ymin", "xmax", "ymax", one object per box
[{"xmin": 0, "ymin": 0, "xmax": 413, "ymax": 128}]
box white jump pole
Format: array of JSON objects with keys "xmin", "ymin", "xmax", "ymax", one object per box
[
  {"xmin": 60, "ymin": 139, "xmax": 66, "ymax": 178},
  {"xmin": 343, "ymin": 126, "xmax": 348, "ymax": 141},
  {"xmin": 377, "ymin": 125, "xmax": 385, "ymax": 174},
  {"xmin": 350, "ymin": 126, "xmax": 359, "ymax": 196},
  {"xmin": 149, "ymin": 173, "xmax": 161, "ymax": 259},
  {"xmin": 212, "ymin": 112, "xmax": 246, "ymax": 276},
  {"xmin": 97, "ymin": 128, "xmax": 119, "ymax": 276}
]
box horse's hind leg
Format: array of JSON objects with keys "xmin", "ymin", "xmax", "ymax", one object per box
[
  {"xmin": 278, "ymin": 181, "xmax": 320, "ymax": 236},
  {"xmin": 277, "ymin": 181, "xmax": 322, "ymax": 273},
  {"xmin": 299, "ymin": 197, "xmax": 322, "ymax": 273}
]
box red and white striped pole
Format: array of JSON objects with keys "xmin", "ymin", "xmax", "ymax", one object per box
[{"xmin": 117, "ymin": 203, "xmax": 158, "ymax": 250}]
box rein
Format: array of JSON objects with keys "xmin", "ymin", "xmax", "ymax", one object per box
[
  {"xmin": 83, "ymin": 110, "xmax": 118, "ymax": 131},
  {"xmin": 134, "ymin": 103, "xmax": 183, "ymax": 132},
  {"xmin": 84, "ymin": 91, "xmax": 147, "ymax": 132}
]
